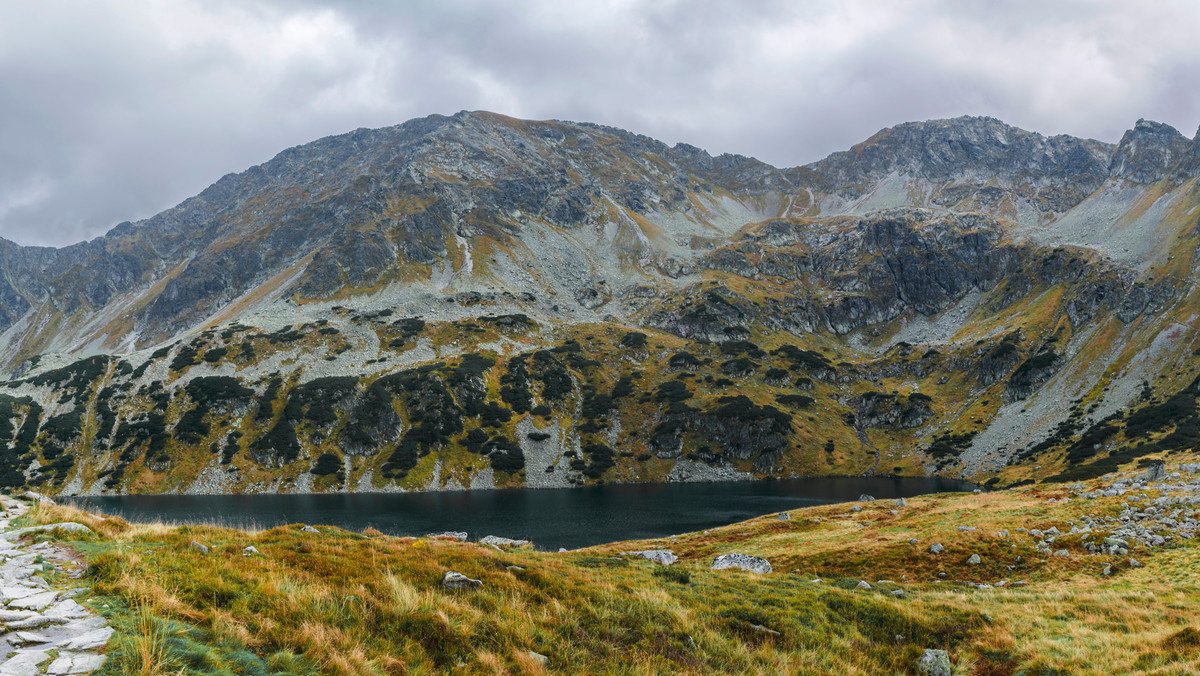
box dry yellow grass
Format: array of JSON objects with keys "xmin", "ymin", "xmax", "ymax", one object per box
[{"xmin": 14, "ymin": 462, "xmax": 1200, "ymax": 674}]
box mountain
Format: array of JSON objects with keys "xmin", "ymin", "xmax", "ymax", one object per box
[{"xmin": 2, "ymin": 111, "xmax": 1200, "ymax": 496}]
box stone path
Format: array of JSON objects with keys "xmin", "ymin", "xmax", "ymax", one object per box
[{"xmin": 0, "ymin": 497, "xmax": 110, "ymax": 675}]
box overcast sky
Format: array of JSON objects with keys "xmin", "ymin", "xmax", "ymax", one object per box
[{"xmin": 2, "ymin": 0, "xmax": 1199, "ymax": 247}]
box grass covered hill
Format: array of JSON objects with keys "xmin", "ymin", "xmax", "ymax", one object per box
[{"xmin": 12, "ymin": 451, "xmax": 1200, "ymax": 674}]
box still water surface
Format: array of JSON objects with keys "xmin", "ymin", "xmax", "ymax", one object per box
[{"xmin": 66, "ymin": 476, "xmax": 976, "ymax": 550}]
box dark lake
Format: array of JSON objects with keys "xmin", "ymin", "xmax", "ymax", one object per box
[{"xmin": 65, "ymin": 476, "xmax": 977, "ymax": 550}]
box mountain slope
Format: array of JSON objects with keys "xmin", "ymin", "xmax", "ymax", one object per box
[{"xmin": 2, "ymin": 112, "xmax": 1200, "ymax": 495}]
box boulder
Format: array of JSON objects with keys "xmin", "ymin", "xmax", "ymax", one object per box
[
  {"xmin": 18, "ymin": 491, "xmax": 54, "ymax": 505},
  {"xmin": 859, "ymin": 494, "xmax": 876, "ymax": 502},
  {"xmin": 967, "ymin": 554, "xmax": 981, "ymax": 565},
  {"xmin": 917, "ymin": 648, "xmax": 952, "ymax": 676},
  {"xmin": 856, "ymin": 580, "xmax": 872, "ymax": 590},
  {"xmin": 894, "ymin": 497, "xmax": 907, "ymax": 508},
  {"xmin": 625, "ymin": 550, "xmax": 678, "ymax": 565},
  {"xmin": 710, "ymin": 553, "xmax": 772, "ymax": 574},
  {"xmin": 189, "ymin": 541, "xmax": 210, "ymax": 555},
  {"xmin": 300, "ymin": 525, "xmax": 319, "ymax": 534},
  {"xmin": 242, "ymin": 546, "xmax": 259, "ymax": 556},
  {"xmin": 1139, "ymin": 460, "xmax": 1166, "ymax": 482},
  {"xmin": 428, "ymin": 531, "xmax": 468, "ymax": 542},
  {"xmin": 929, "ymin": 543, "xmax": 944, "ymax": 555},
  {"xmin": 480, "ymin": 535, "xmax": 530, "ymax": 547},
  {"xmin": 776, "ymin": 512, "xmax": 791, "ymax": 521},
  {"xmin": 442, "ymin": 571, "xmax": 482, "ymax": 590}
]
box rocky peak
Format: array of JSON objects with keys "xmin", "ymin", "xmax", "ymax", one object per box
[
  {"xmin": 1108, "ymin": 119, "xmax": 1191, "ymax": 183},
  {"xmin": 794, "ymin": 116, "xmax": 1114, "ymax": 196}
]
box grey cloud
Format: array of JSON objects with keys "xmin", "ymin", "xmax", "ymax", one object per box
[{"xmin": 1, "ymin": 0, "xmax": 1199, "ymax": 246}]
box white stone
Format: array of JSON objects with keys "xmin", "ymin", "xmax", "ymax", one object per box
[
  {"xmin": 46, "ymin": 652, "xmax": 106, "ymax": 675},
  {"xmin": 8, "ymin": 591, "xmax": 58, "ymax": 610},
  {"xmin": 62, "ymin": 627, "xmax": 114, "ymax": 651},
  {"xmin": 11, "ymin": 632, "xmax": 47, "ymax": 644},
  {"xmin": 0, "ymin": 650, "xmax": 49, "ymax": 676},
  {"xmin": 44, "ymin": 600, "xmax": 89, "ymax": 620}
]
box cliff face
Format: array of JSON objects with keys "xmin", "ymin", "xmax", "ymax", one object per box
[{"xmin": 3, "ymin": 112, "xmax": 1200, "ymax": 495}]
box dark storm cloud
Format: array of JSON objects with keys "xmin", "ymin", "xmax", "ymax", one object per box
[{"xmin": 2, "ymin": 0, "xmax": 1199, "ymax": 246}]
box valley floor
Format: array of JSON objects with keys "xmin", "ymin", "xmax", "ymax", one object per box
[{"xmin": 8, "ymin": 453, "xmax": 1200, "ymax": 674}]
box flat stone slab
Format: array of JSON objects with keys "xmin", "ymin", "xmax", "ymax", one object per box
[
  {"xmin": 8, "ymin": 591, "xmax": 58, "ymax": 610},
  {"xmin": 0, "ymin": 587, "xmax": 40, "ymax": 600},
  {"xmin": 62, "ymin": 627, "xmax": 113, "ymax": 651},
  {"xmin": 46, "ymin": 652, "xmax": 106, "ymax": 675},
  {"xmin": 0, "ymin": 650, "xmax": 49, "ymax": 676},
  {"xmin": 45, "ymin": 600, "xmax": 89, "ymax": 620},
  {"xmin": 11, "ymin": 631, "xmax": 48, "ymax": 644}
]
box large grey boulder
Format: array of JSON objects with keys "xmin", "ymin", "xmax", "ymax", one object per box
[
  {"xmin": 625, "ymin": 550, "xmax": 678, "ymax": 565},
  {"xmin": 442, "ymin": 571, "xmax": 482, "ymax": 590},
  {"xmin": 480, "ymin": 535, "xmax": 529, "ymax": 547},
  {"xmin": 917, "ymin": 649, "xmax": 952, "ymax": 676},
  {"xmin": 710, "ymin": 553, "xmax": 772, "ymax": 574}
]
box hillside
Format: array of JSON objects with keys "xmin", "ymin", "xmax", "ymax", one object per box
[
  {"xmin": 1, "ymin": 112, "xmax": 1200, "ymax": 494},
  {"xmin": 8, "ymin": 453, "xmax": 1200, "ymax": 674}
]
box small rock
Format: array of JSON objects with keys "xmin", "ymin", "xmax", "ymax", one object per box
[
  {"xmin": 917, "ymin": 648, "xmax": 952, "ymax": 676},
  {"xmin": 749, "ymin": 623, "xmax": 781, "ymax": 636},
  {"xmin": 189, "ymin": 541, "xmax": 210, "ymax": 555},
  {"xmin": 856, "ymin": 580, "xmax": 871, "ymax": 590},
  {"xmin": 776, "ymin": 512, "xmax": 791, "ymax": 521},
  {"xmin": 527, "ymin": 651, "xmax": 548, "ymax": 665},
  {"xmin": 242, "ymin": 546, "xmax": 259, "ymax": 556},
  {"xmin": 624, "ymin": 550, "xmax": 677, "ymax": 565},
  {"xmin": 506, "ymin": 566, "xmax": 525, "ymax": 572},
  {"xmin": 300, "ymin": 525, "xmax": 319, "ymax": 534},
  {"xmin": 891, "ymin": 589, "xmax": 905, "ymax": 597},
  {"xmin": 1129, "ymin": 558, "xmax": 1144, "ymax": 568},
  {"xmin": 427, "ymin": 531, "xmax": 468, "ymax": 542},
  {"xmin": 967, "ymin": 554, "xmax": 981, "ymax": 565},
  {"xmin": 1102, "ymin": 564, "xmax": 1113, "ymax": 576},
  {"xmin": 479, "ymin": 535, "xmax": 530, "ymax": 547},
  {"xmin": 441, "ymin": 571, "xmax": 482, "ymax": 590},
  {"xmin": 859, "ymin": 494, "xmax": 875, "ymax": 502},
  {"xmin": 929, "ymin": 543, "xmax": 944, "ymax": 555},
  {"xmin": 908, "ymin": 538, "xmax": 920, "ymax": 545},
  {"xmin": 1053, "ymin": 550, "xmax": 1070, "ymax": 557},
  {"xmin": 710, "ymin": 552, "xmax": 772, "ymax": 574},
  {"xmin": 895, "ymin": 497, "xmax": 907, "ymax": 508},
  {"xmin": 849, "ymin": 505, "xmax": 863, "ymax": 513}
]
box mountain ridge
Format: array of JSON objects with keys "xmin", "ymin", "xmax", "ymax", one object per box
[{"xmin": 1, "ymin": 111, "xmax": 1199, "ymax": 496}]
